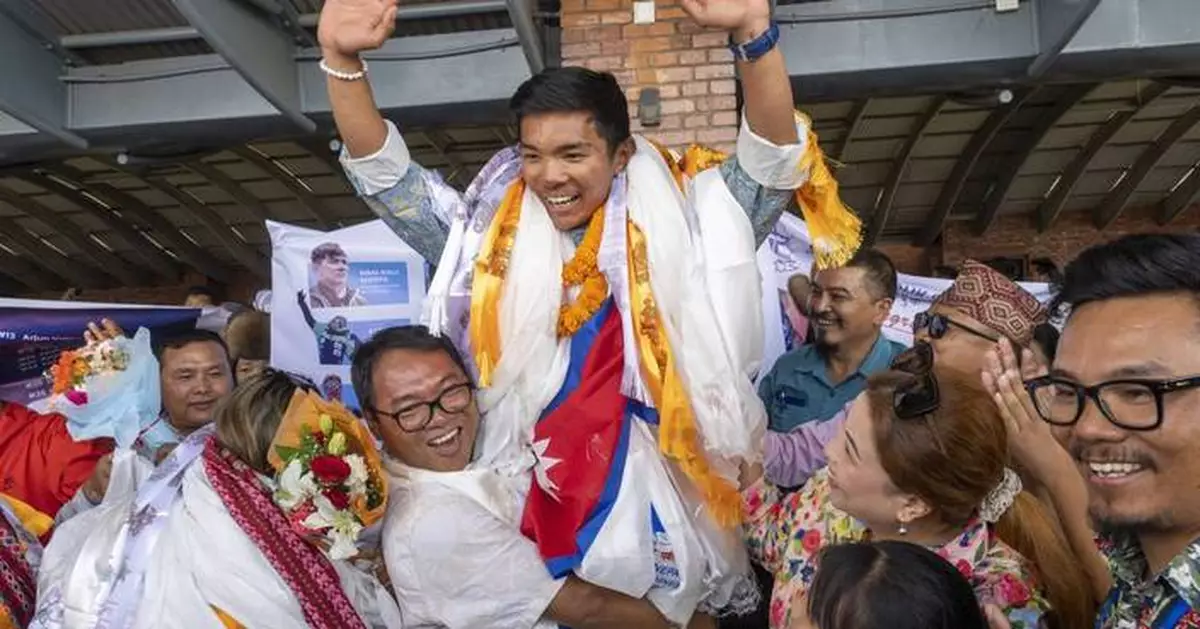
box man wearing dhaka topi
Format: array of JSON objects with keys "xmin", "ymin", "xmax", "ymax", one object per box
[{"xmin": 320, "ymin": 0, "xmax": 859, "ymax": 624}]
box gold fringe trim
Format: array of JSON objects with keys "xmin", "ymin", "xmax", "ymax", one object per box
[
  {"xmin": 469, "ymin": 180, "xmax": 524, "ymax": 386},
  {"xmin": 628, "ymin": 222, "xmax": 743, "ymax": 527}
]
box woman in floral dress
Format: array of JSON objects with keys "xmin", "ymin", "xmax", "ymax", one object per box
[{"xmin": 741, "ymin": 344, "xmax": 1095, "ymax": 629}]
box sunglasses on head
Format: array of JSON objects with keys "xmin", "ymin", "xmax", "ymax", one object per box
[{"xmin": 890, "ymin": 341, "xmax": 940, "ymax": 420}]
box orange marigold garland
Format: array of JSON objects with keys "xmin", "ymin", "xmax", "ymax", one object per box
[{"xmin": 557, "ymin": 207, "xmax": 609, "ymax": 337}]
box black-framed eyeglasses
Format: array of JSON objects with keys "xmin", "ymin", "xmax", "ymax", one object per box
[
  {"xmin": 912, "ymin": 312, "xmax": 999, "ymax": 344},
  {"xmin": 891, "ymin": 341, "xmax": 941, "ymax": 420},
  {"xmin": 369, "ymin": 383, "xmax": 475, "ymax": 432},
  {"xmin": 1024, "ymin": 374, "xmax": 1200, "ymax": 431}
]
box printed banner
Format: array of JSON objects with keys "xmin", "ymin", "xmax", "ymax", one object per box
[
  {"xmin": 0, "ymin": 298, "xmax": 208, "ymax": 407},
  {"xmin": 757, "ymin": 214, "xmax": 1053, "ymax": 375},
  {"xmin": 268, "ymin": 220, "xmax": 427, "ymax": 412}
]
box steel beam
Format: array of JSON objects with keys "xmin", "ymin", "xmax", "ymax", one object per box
[
  {"xmin": 0, "ymin": 251, "xmax": 65, "ymax": 292},
  {"xmin": 973, "ymin": 84, "xmax": 1095, "ymax": 236},
  {"xmin": 1158, "ymin": 167, "xmax": 1200, "ymax": 224},
  {"xmin": 916, "ymin": 90, "xmax": 1032, "ymax": 246},
  {"xmin": 61, "ymin": 30, "xmax": 524, "ymax": 134},
  {"xmin": 423, "ymin": 130, "xmax": 471, "ymax": 188},
  {"xmin": 506, "ymin": 0, "xmax": 546, "ymax": 74},
  {"xmin": 85, "ymin": 181, "xmax": 233, "ymax": 283},
  {"xmin": 1094, "ymin": 104, "xmax": 1200, "ymax": 229},
  {"xmin": 230, "ymin": 146, "xmax": 334, "ymax": 229},
  {"xmin": 835, "ymin": 100, "xmax": 870, "ymax": 161},
  {"xmin": 1027, "ymin": 0, "xmax": 1104, "ymax": 78},
  {"xmin": 0, "ymin": 4, "xmax": 88, "ymax": 148},
  {"xmin": 139, "ymin": 175, "xmax": 270, "ymax": 280},
  {"xmin": 0, "ymin": 222, "xmax": 105, "ymax": 288},
  {"xmin": 59, "ymin": 1, "xmax": 510, "ymax": 49},
  {"xmin": 1036, "ymin": 81, "xmax": 1169, "ymax": 231},
  {"xmin": 184, "ymin": 160, "xmax": 274, "ymax": 223},
  {"xmin": 169, "ymin": 0, "xmax": 316, "ymax": 133},
  {"xmin": 774, "ymin": 0, "xmax": 1200, "ymax": 101},
  {"xmin": 0, "ymin": 186, "xmax": 149, "ymax": 286},
  {"xmin": 864, "ymin": 96, "xmax": 944, "ymax": 246},
  {"xmin": 25, "ymin": 170, "xmax": 183, "ymax": 282}
]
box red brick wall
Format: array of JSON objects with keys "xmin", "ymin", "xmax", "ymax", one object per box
[
  {"xmin": 941, "ymin": 205, "xmax": 1200, "ymax": 270},
  {"xmin": 560, "ymin": 0, "xmax": 739, "ymax": 153}
]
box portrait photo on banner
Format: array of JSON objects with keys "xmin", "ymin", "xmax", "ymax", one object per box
[{"xmin": 269, "ymin": 220, "xmax": 428, "ymax": 412}]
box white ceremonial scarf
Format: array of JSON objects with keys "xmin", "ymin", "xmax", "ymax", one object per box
[
  {"xmin": 36, "ymin": 462, "xmax": 401, "ymax": 629},
  {"xmin": 424, "ymin": 138, "xmax": 769, "ymax": 479}
]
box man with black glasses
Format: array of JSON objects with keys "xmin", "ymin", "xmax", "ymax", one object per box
[{"xmin": 1023, "ymin": 234, "xmax": 1200, "ymax": 628}]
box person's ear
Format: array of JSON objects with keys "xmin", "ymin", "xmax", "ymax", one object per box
[
  {"xmin": 873, "ymin": 298, "xmax": 894, "ymax": 326},
  {"xmin": 613, "ymin": 138, "xmax": 636, "ymax": 172}
]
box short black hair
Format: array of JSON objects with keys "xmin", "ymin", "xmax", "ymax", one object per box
[
  {"xmin": 153, "ymin": 328, "xmax": 230, "ymax": 368},
  {"xmin": 846, "ymin": 249, "xmax": 898, "ymax": 301},
  {"xmin": 351, "ymin": 325, "xmax": 472, "ymax": 416},
  {"xmin": 186, "ymin": 285, "xmax": 216, "ymax": 299},
  {"xmin": 1053, "ymin": 233, "xmax": 1200, "ymax": 317},
  {"xmin": 808, "ymin": 541, "xmax": 986, "ymax": 629},
  {"xmin": 1032, "ymin": 323, "xmax": 1060, "ymax": 364},
  {"xmin": 509, "ymin": 67, "xmax": 631, "ymax": 155}
]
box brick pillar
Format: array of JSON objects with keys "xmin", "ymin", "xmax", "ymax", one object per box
[{"xmin": 560, "ymin": 0, "xmax": 740, "ymax": 153}]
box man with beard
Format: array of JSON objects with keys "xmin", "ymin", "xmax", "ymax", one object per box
[
  {"xmin": 757, "ymin": 249, "xmax": 904, "ymax": 433},
  {"xmin": 55, "ymin": 327, "xmax": 235, "ymax": 522},
  {"xmin": 308, "ymin": 242, "xmax": 367, "ymax": 308},
  {"xmin": 1022, "ymin": 234, "xmax": 1200, "ymax": 627},
  {"xmin": 762, "ymin": 259, "xmax": 1048, "ymax": 487},
  {"xmin": 298, "ymin": 292, "xmax": 364, "ymax": 365}
]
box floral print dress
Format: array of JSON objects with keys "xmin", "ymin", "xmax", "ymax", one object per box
[{"xmin": 742, "ymin": 468, "xmax": 1051, "ymax": 629}]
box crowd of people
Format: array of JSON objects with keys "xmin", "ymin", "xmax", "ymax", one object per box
[{"xmin": 0, "ymin": 0, "xmax": 1198, "ymax": 628}]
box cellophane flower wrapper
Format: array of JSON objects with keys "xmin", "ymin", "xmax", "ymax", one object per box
[
  {"xmin": 268, "ymin": 390, "xmax": 388, "ymax": 529},
  {"xmin": 51, "ymin": 327, "xmax": 161, "ymax": 449}
]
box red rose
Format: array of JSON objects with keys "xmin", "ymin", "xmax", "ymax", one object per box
[
  {"xmin": 323, "ymin": 488, "xmax": 351, "ymax": 510},
  {"xmin": 310, "ymin": 455, "xmax": 351, "ymax": 485},
  {"xmin": 802, "ymin": 528, "xmax": 823, "ymax": 554}
]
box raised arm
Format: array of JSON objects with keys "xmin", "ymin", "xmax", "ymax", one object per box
[
  {"xmin": 682, "ymin": 0, "xmax": 810, "ymax": 245},
  {"xmin": 316, "ymin": 0, "xmax": 395, "ymax": 158},
  {"xmin": 317, "ymin": 0, "xmax": 455, "ymax": 263}
]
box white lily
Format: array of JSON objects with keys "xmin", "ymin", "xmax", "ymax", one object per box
[
  {"xmin": 302, "ymin": 493, "xmax": 364, "ymax": 561},
  {"xmin": 275, "ymin": 459, "xmax": 317, "ymax": 510},
  {"xmin": 345, "ymin": 454, "xmax": 369, "ymax": 495}
]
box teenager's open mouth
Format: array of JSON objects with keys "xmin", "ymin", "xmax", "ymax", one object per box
[{"xmin": 546, "ymin": 194, "xmax": 580, "ymax": 208}]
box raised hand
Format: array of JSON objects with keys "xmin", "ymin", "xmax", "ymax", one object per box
[
  {"xmin": 981, "ymin": 339, "xmax": 1063, "ymax": 480},
  {"xmin": 84, "ymin": 318, "xmax": 125, "ymax": 345},
  {"xmin": 317, "ymin": 0, "xmax": 399, "ymax": 59},
  {"xmin": 680, "ymin": 0, "xmax": 771, "ymax": 36}
]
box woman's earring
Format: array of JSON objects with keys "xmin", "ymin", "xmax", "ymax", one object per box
[{"xmin": 897, "ymin": 522, "xmax": 908, "ymax": 535}]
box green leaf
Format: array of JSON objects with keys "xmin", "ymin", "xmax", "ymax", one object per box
[{"xmin": 275, "ymin": 445, "xmax": 302, "ymax": 462}]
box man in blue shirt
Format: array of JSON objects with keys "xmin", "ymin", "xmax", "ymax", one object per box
[{"xmin": 758, "ymin": 249, "xmax": 905, "ymax": 432}]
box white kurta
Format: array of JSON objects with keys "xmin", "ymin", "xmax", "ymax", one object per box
[
  {"xmin": 382, "ymin": 459, "xmax": 563, "ymax": 629},
  {"xmin": 36, "ymin": 456, "xmax": 401, "ymax": 629}
]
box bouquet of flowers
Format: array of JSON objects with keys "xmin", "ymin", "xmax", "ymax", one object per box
[
  {"xmin": 49, "ymin": 337, "xmax": 131, "ymax": 406},
  {"xmin": 269, "ymin": 390, "xmax": 387, "ymax": 561},
  {"xmin": 43, "ymin": 327, "xmax": 160, "ymax": 448}
]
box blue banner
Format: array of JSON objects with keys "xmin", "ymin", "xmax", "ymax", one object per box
[{"xmin": 0, "ymin": 303, "xmax": 203, "ymax": 407}]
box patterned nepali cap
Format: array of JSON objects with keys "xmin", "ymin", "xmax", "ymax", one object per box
[{"xmin": 932, "ymin": 260, "xmax": 1048, "ymax": 346}]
